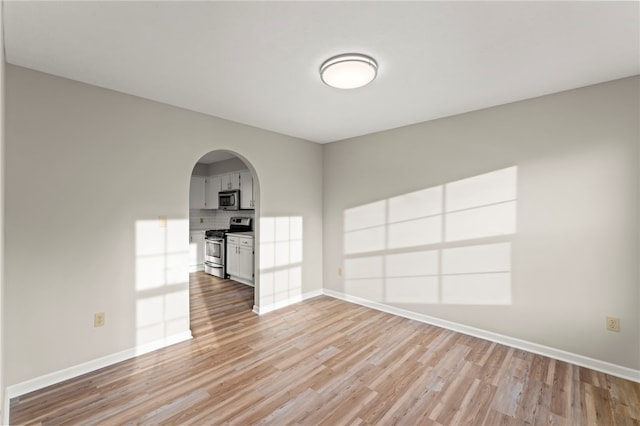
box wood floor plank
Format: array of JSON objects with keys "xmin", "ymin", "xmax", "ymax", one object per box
[{"xmin": 9, "ymin": 272, "xmax": 640, "ymax": 425}]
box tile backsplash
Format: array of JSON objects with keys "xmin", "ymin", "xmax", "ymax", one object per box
[{"xmin": 190, "ymin": 209, "xmax": 254, "ymax": 231}]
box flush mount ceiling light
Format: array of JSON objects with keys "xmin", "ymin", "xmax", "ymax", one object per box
[{"xmin": 320, "ymin": 53, "xmax": 378, "ymax": 89}]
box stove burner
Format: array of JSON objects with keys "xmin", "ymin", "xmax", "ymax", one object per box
[{"xmin": 205, "ymin": 229, "xmax": 228, "ymax": 239}]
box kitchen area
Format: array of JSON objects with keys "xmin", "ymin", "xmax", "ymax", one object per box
[{"xmin": 189, "ymin": 153, "xmax": 256, "ymax": 286}]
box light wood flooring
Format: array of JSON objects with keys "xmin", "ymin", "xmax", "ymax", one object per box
[{"xmin": 10, "ymin": 272, "xmax": 640, "ymax": 425}]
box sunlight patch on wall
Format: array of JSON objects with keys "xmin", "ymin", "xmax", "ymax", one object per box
[
  {"xmin": 260, "ymin": 216, "xmax": 303, "ymax": 307},
  {"xmin": 135, "ymin": 290, "xmax": 189, "ymax": 346},
  {"xmin": 135, "ymin": 219, "xmax": 189, "ymax": 290},
  {"xmin": 389, "ymin": 186, "xmax": 443, "ymax": 249},
  {"xmin": 385, "ymin": 250, "xmax": 440, "ymax": 303},
  {"xmin": 441, "ymin": 242, "xmax": 511, "ymax": 304},
  {"xmin": 445, "ymin": 166, "xmax": 517, "ymax": 242},
  {"xmin": 135, "ymin": 219, "xmax": 190, "ymax": 346},
  {"xmin": 446, "ymin": 202, "xmax": 516, "ymax": 242},
  {"xmin": 343, "ymin": 166, "xmax": 517, "ymax": 305}
]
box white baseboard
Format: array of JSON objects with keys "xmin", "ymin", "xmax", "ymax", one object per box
[
  {"xmin": 322, "ymin": 289, "xmax": 640, "ymax": 383},
  {"xmin": 254, "ymin": 289, "xmax": 323, "ymax": 315},
  {"xmin": 3, "ymin": 331, "xmax": 193, "ymax": 424},
  {"xmin": 228, "ymin": 275, "xmax": 255, "ymax": 287}
]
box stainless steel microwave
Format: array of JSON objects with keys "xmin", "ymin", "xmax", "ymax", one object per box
[{"xmin": 219, "ymin": 190, "xmax": 240, "ymax": 210}]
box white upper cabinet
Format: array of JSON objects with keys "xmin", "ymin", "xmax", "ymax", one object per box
[
  {"xmin": 193, "ymin": 170, "xmax": 251, "ymax": 210},
  {"xmin": 205, "ymin": 175, "xmax": 221, "ymax": 209},
  {"xmin": 220, "ymin": 173, "xmax": 240, "ymax": 191},
  {"xmin": 239, "ymin": 170, "xmax": 255, "ymax": 209},
  {"xmin": 189, "ymin": 176, "xmax": 206, "ymax": 209}
]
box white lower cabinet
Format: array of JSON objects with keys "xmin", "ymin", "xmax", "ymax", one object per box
[
  {"xmin": 189, "ymin": 230, "xmax": 206, "ymax": 272},
  {"xmin": 226, "ymin": 234, "xmax": 254, "ymax": 285},
  {"xmin": 238, "ymin": 245, "xmax": 253, "ymax": 281}
]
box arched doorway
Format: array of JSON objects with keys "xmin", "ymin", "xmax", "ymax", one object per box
[{"xmin": 188, "ymin": 150, "xmax": 260, "ymax": 335}]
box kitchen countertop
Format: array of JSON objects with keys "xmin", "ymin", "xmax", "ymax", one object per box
[
  {"xmin": 226, "ymin": 231, "xmax": 254, "ymax": 237},
  {"xmin": 190, "ymin": 229, "xmax": 254, "ymax": 237}
]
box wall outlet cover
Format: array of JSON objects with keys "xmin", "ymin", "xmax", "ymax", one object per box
[
  {"xmin": 606, "ymin": 316, "xmax": 620, "ymax": 332},
  {"xmin": 158, "ymin": 215, "xmax": 167, "ymax": 228},
  {"xmin": 94, "ymin": 312, "xmax": 106, "ymax": 328}
]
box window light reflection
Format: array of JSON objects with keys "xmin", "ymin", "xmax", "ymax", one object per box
[
  {"xmin": 134, "ymin": 218, "xmax": 190, "ymax": 347},
  {"xmin": 343, "ymin": 166, "xmax": 517, "ymax": 305},
  {"xmin": 260, "ymin": 216, "xmax": 304, "ymax": 308}
]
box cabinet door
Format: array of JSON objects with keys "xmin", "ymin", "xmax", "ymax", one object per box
[
  {"xmin": 239, "ymin": 171, "xmax": 254, "ymax": 209},
  {"xmin": 190, "ymin": 176, "xmax": 206, "ymax": 209},
  {"xmin": 226, "ymin": 242, "xmax": 239, "ymax": 277},
  {"xmin": 205, "ymin": 175, "xmax": 221, "ymax": 209},
  {"xmin": 231, "ymin": 173, "xmax": 240, "ymax": 190},
  {"xmin": 238, "ymin": 245, "xmax": 254, "ymax": 282},
  {"xmin": 220, "ymin": 173, "xmax": 240, "ymax": 191},
  {"xmin": 220, "ymin": 174, "xmax": 230, "ymax": 191}
]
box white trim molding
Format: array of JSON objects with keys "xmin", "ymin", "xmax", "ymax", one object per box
[
  {"xmin": 322, "ymin": 289, "xmax": 640, "ymax": 383},
  {"xmin": 228, "ymin": 275, "xmax": 255, "ymax": 287},
  {"xmin": 254, "ymin": 289, "xmax": 323, "ymax": 315},
  {"xmin": 3, "ymin": 331, "xmax": 193, "ymax": 424}
]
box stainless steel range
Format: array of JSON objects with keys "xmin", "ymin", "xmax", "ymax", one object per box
[
  {"xmin": 204, "ymin": 230, "xmax": 226, "ymax": 278},
  {"xmin": 203, "ymin": 217, "xmax": 252, "ymax": 278}
]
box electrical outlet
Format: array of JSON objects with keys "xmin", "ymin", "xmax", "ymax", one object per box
[
  {"xmin": 158, "ymin": 215, "xmax": 167, "ymax": 228},
  {"xmin": 606, "ymin": 316, "xmax": 620, "ymax": 332},
  {"xmin": 200, "ymin": 218, "xmax": 204, "ymax": 223},
  {"xmin": 94, "ymin": 312, "xmax": 105, "ymax": 328}
]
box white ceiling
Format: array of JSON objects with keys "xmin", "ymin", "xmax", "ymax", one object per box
[{"xmin": 4, "ymin": 1, "xmax": 639, "ymax": 144}]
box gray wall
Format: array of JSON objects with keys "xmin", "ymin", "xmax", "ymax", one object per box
[
  {"xmin": 4, "ymin": 62, "xmax": 638, "ymax": 390},
  {"xmin": 323, "ymin": 76, "xmax": 640, "ymax": 370},
  {"xmin": 5, "ymin": 65, "xmax": 324, "ymax": 386}
]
